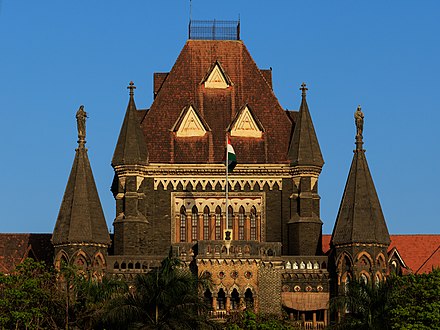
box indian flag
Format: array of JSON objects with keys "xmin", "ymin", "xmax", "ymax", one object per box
[{"xmin": 227, "ymin": 138, "xmax": 237, "ymax": 172}]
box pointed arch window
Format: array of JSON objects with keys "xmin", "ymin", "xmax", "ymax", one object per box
[
  {"xmin": 180, "ymin": 206, "xmax": 186, "ymax": 242},
  {"xmin": 227, "ymin": 206, "xmax": 233, "ymax": 230},
  {"xmin": 238, "ymin": 206, "xmax": 245, "ymax": 240},
  {"xmin": 250, "ymin": 206, "xmax": 257, "ymax": 240},
  {"xmin": 191, "ymin": 206, "xmax": 198, "ymax": 241},
  {"xmin": 215, "ymin": 206, "xmax": 222, "ymax": 240},
  {"xmin": 203, "ymin": 206, "xmax": 210, "ymax": 240}
]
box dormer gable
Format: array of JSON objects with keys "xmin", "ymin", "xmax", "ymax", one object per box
[
  {"xmin": 202, "ymin": 61, "xmax": 232, "ymax": 89},
  {"xmin": 229, "ymin": 104, "xmax": 264, "ymax": 138},
  {"xmin": 172, "ymin": 105, "xmax": 211, "ymax": 137}
]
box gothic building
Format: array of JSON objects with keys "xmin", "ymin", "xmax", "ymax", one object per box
[{"xmin": 16, "ymin": 21, "xmax": 433, "ymax": 328}]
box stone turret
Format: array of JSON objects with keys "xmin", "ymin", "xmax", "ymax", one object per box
[
  {"xmin": 111, "ymin": 82, "xmax": 150, "ymax": 255},
  {"xmin": 330, "ymin": 106, "xmax": 390, "ymax": 293},
  {"xmin": 287, "ymin": 83, "xmax": 324, "ymax": 255},
  {"xmin": 52, "ymin": 106, "xmax": 110, "ymax": 274}
]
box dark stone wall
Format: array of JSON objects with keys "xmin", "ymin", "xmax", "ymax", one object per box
[{"xmin": 258, "ymin": 265, "xmax": 282, "ymax": 314}]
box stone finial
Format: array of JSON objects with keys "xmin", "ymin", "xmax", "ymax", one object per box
[
  {"xmin": 76, "ymin": 105, "xmax": 87, "ymax": 147},
  {"xmin": 300, "ymin": 82, "xmax": 308, "ymax": 97},
  {"xmin": 127, "ymin": 81, "xmax": 136, "ymax": 96}
]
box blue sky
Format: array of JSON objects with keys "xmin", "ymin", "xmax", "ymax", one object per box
[{"xmin": 0, "ymin": 1, "xmax": 439, "ymax": 235}]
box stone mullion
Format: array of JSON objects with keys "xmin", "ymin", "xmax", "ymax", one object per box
[
  {"xmin": 210, "ymin": 214, "xmax": 216, "ymax": 240},
  {"xmin": 175, "ymin": 214, "xmax": 180, "ymax": 243},
  {"xmin": 257, "ymin": 213, "xmax": 261, "ymax": 241},
  {"xmin": 233, "ymin": 215, "xmax": 239, "ymax": 240},
  {"xmin": 186, "ymin": 211, "xmax": 192, "ymax": 242},
  {"xmin": 198, "ymin": 214, "xmax": 204, "ymax": 241},
  {"xmin": 245, "ymin": 215, "xmax": 251, "ymax": 240}
]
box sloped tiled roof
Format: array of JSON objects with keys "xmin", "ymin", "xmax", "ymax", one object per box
[
  {"xmin": 331, "ymin": 135, "xmax": 390, "ymax": 247},
  {"xmin": 141, "ymin": 40, "xmax": 293, "ymax": 164},
  {"xmin": 0, "ymin": 234, "xmax": 53, "ymax": 273},
  {"xmin": 322, "ymin": 234, "xmax": 440, "ymax": 274}
]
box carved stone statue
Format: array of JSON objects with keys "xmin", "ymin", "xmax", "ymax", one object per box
[
  {"xmin": 354, "ymin": 105, "xmax": 364, "ymax": 137},
  {"xmin": 76, "ymin": 105, "xmax": 87, "ymax": 139}
]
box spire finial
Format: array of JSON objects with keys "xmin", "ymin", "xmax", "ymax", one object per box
[
  {"xmin": 300, "ymin": 82, "xmax": 308, "ymax": 97},
  {"xmin": 128, "ymin": 81, "xmax": 136, "ymax": 96},
  {"xmin": 354, "ymin": 105, "xmax": 364, "ymax": 151},
  {"xmin": 76, "ymin": 105, "xmax": 87, "ymax": 148}
]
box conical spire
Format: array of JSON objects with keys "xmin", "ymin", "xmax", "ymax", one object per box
[
  {"xmin": 52, "ymin": 106, "xmax": 110, "ymax": 246},
  {"xmin": 288, "ymin": 83, "xmax": 324, "ymax": 167},
  {"xmin": 112, "ymin": 81, "xmax": 149, "ymax": 166},
  {"xmin": 331, "ymin": 107, "xmax": 390, "ymax": 246}
]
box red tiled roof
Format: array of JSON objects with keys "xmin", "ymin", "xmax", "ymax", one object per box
[
  {"xmin": 322, "ymin": 234, "xmax": 440, "ymax": 274},
  {"xmin": 0, "ymin": 234, "xmax": 53, "ymax": 274},
  {"xmin": 142, "ymin": 40, "xmax": 293, "ymax": 164},
  {"xmin": 388, "ymin": 235, "xmax": 440, "ymax": 274}
]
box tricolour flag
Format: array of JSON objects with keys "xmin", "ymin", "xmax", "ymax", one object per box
[{"xmin": 227, "ymin": 138, "xmax": 237, "ymax": 172}]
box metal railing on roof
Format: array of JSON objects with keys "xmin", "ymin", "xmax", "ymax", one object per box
[{"xmin": 189, "ymin": 20, "xmax": 240, "ymax": 40}]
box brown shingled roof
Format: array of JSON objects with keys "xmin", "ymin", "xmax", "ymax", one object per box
[
  {"xmin": 0, "ymin": 234, "xmax": 53, "ymax": 273},
  {"xmin": 141, "ymin": 40, "xmax": 293, "ymax": 164}
]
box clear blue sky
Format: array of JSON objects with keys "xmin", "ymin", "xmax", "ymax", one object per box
[{"xmin": 1, "ymin": 1, "xmax": 439, "ymax": 235}]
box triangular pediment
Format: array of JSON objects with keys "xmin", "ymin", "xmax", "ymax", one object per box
[
  {"xmin": 230, "ymin": 105, "xmax": 264, "ymax": 138},
  {"xmin": 203, "ymin": 61, "xmax": 231, "ymax": 89},
  {"xmin": 173, "ymin": 105, "xmax": 209, "ymax": 137}
]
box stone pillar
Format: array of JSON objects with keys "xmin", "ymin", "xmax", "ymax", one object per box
[
  {"xmin": 312, "ymin": 312, "xmax": 316, "ymax": 328},
  {"xmin": 186, "ymin": 211, "xmax": 192, "ymax": 242},
  {"xmin": 245, "ymin": 215, "xmax": 250, "ymax": 240},
  {"xmin": 324, "ymin": 309, "xmax": 328, "ymax": 326},
  {"xmin": 175, "ymin": 215, "xmax": 180, "ymax": 242},
  {"xmin": 210, "ymin": 214, "xmax": 215, "ymax": 240},
  {"xmin": 233, "ymin": 215, "xmax": 239, "ymax": 240},
  {"xmin": 198, "ymin": 214, "xmax": 204, "ymax": 241}
]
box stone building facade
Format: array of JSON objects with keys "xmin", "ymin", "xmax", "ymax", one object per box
[{"xmin": 50, "ymin": 21, "xmax": 392, "ymax": 327}]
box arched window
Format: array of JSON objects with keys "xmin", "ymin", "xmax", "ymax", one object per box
[
  {"xmin": 231, "ymin": 288, "xmax": 240, "ymax": 310},
  {"xmin": 180, "ymin": 206, "xmax": 186, "ymax": 242},
  {"xmin": 360, "ymin": 273, "xmax": 368, "ymax": 285},
  {"xmin": 239, "ymin": 206, "xmax": 245, "ymax": 240},
  {"xmin": 217, "ymin": 288, "xmax": 226, "ymax": 310},
  {"xmin": 203, "ymin": 206, "xmax": 210, "ymax": 240},
  {"xmin": 250, "ymin": 206, "xmax": 257, "ymax": 240},
  {"xmin": 244, "ymin": 288, "xmax": 254, "ymax": 310},
  {"xmin": 191, "ymin": 206, "xmax": 198, "ymax": 241},
  {"xmin": 204, "ymin": 289, "xmax": 213, "ymax": 309},
  {"xmin": 227, "ymin": 206, "xmax": 233, "ymax": 230},
  {"xmin": 215, "ymin": 206, "xmax": 222, "ymax": 240}
]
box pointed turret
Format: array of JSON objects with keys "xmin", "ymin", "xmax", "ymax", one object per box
[
  {"xmin": 329, "ymin": 107, "xmax": 390, "ymax": 297},
  {"xmin": 112, "ymin": 81, "xmax": 149, "ymax": 166},
  {"xmin": 287, "ymin": 84, "xmax": 324, "ymax": 256},
  {"xmin": 331, "ymin": 106, "xmax": 390, "ymax": 246},
  {"xmin": 288, "ymin": 83, "xmax": 324, "ymax": 167},
  {"xmin": 111, "ymin": 83, "xmax": 149, "ymax": 256},
  {"xmin": 52, "ymin": 106, "xmax": 110, "ymax": 270}
]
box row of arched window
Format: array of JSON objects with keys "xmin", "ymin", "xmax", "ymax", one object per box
[{"xmin": 178, "ymin": 205, "xmax": 258, "ymax": 242}]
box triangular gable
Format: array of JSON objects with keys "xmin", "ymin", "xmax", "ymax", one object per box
[
  {"xmin": 203, "ymin": 61, "xmax": 232, "ymax": 89},
  {"xmin": 173, "ymin": 105, "xmax": 210, "ymax": 137},
  {"xmin": 230, "ymin": 105, "xmax": 264, "ymax": 138}
]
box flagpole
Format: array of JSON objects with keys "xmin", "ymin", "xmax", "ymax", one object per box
[{"xmin": 225, "ymin": 134, "xmax": 229, "ymax": 232}]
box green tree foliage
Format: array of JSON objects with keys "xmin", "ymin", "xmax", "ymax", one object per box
[
  {"xmin": 0, "ymin": 258, "xmax": 61, "ymax": 329},
  {"xmin": 225, "ymin": 310, "xmax": 297, "ymax": 330},
  {"xmin": 388, "ymin": 268, "xmax": 440, "ymax": 330},
  {"xmin": 104, "ymin": 254, "xmax": 218, "ymax": 330},
  {"xmin": 329, "ymin": 278, "xmax": 394, "ymax": 330},
  {"xmin": 58, "ymin": 262, "xmax": 127, "ymax": 330}
]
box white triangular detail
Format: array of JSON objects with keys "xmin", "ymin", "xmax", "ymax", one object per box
[
  {"xmin": 176, "ymin": 106, "xmax": 207, "ymax": 137},
  {"xmin": 205, "ymin": 64, "xmax": 229, "ymax": 89},
  {"xmin": 231, "ymin": 106, "xmax": 263, "ymax": 138}
]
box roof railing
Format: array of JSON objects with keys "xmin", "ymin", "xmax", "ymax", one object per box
[{"xmin": 188, "ymin": 20, "xmax": 240, "ymax": 40}]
